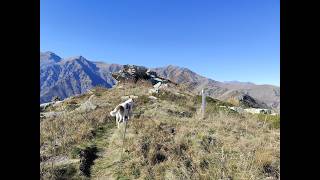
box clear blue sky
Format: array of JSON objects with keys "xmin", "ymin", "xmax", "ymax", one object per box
[{"xmin": 41, "ymin": 0, "xmax": 279, "ymax": 86}]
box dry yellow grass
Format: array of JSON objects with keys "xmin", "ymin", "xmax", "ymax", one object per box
[
  {"xmin": 92, "ymin": 112, "xmax": 279, "ymax": 179},
  {"xmin": 40, "ymin": 82, "xmax": 280, "ymax": 180}
]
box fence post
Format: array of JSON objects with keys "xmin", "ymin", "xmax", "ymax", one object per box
[{"xmin": 201, "ymin": 89, "xmax": 206, "ymax": 119}]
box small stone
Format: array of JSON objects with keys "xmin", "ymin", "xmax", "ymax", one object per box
[
  {"xmin": 129, "ymin": 95, "xmax": 139, "ymax": 99},
  {"xmin": 121, "ymin": 96, "xmax": 130, "ymax": 101},
  {"xmin": 52, "ymin": 96, "xmax": 61, "ymax": 102},
  {"xmin": 149, "ymin": 88, "xmax": 159, "ymax": 94},
  {"xmin": 153, "ymin": 82, "xmax": 162, "ymax": 89},
  {"xmin": 148, "ymin": 96, "xmax": 158, "ymax": 100}
]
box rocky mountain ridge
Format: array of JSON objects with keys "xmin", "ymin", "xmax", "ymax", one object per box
[{"xmin": 40, "ymin": 52, "xmax": 279, "ymax": 111}]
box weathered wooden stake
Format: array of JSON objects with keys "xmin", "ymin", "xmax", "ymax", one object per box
[
  {"xmin": 120, "ymin": 119, "xmax": 128, "ymax": 160},
  {"xmin": 201, "ymin": 89, "xmax": 206, "ymax": 119}
]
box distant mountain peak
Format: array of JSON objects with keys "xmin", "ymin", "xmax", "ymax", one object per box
[
  {"xmin": 40, "ymin": 51, "xmax": 279, "ymax": 111},
  {"xmin": 78, "ymin": 55, "xmax": 85, "ymax": 60},
  {"xmin": 61, "ymin": 55, "xmax": 89, "ymax": 63},
  {"xmin": 166, "ymin": 64, "xmax": 187, "ymax": 70},
  {"xmin": 40, "ymin": 52, "xmax": 122, "ymax": 103},
  {"xmin": 40, "ymin": 51, "xmax": 62, "ymax": 63},
  {"xmin": 41, "ymin": 51, "xmax": 57, "ymax": 55},
  {"xmin": 166, "ymin": 64, "xmax": 178, "ymax": 68}
]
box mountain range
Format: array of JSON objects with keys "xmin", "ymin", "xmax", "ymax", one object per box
[{"xmin": 40, "ymin": 51, "xmax": 279, "ymax": 111}]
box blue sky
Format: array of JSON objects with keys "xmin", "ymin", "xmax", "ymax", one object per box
[{"xmin": 40, "ymin": 0, "xmax": 279, "ymax": 86}]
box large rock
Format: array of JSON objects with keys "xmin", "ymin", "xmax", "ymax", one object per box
[
  {"xmin": 112, "ymin": 65, "xmax": 148, "ymax": 82},
  {"xmin": 113, "ymin": 65, "xmax": 178, "ymax": 95},
  {"xmin": 112, "ymin": 64, "xmax": 176, "ymax": 85},
  {"xmin": 229, "ymin": 106, "xmax": 245, "ymax": 113},
  {"xmin": 238, "ymin": 94, "xmax": 267, "ymax": 108},
  {"xmin": 40, "ymin": 102, "xmax": 54, "ymax": 112},
  {"xmin": 75, "ymin": 95, "xmax": 97, "ymax": 112},
  {"xmin": 40, "ymin": 111, "xmax": 63, "ymax": 119},
  {"xmin": 244, "ymin": 108, "xmax": 272, "ymax": 114},
  {"xmin": 52, "ymin": 96, "xmax": 61, "ymax": 102}
]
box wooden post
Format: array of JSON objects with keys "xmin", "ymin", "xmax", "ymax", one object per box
[
  {"xmin": 201, "ymin": 89, "xmax": 206, "ymax": 119},
  {"xmin": 120, "ymin": 118, "xmax": 128, "ymax": 159}
]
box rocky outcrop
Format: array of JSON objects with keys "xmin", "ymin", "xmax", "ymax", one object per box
[
  {"xmin": 244, "ymin": 108, "xmax": 272, "ymax": 114},
  {"xmin": 219, "ymin": 90, "xmax": 269, "ymax": 109},
  {"xmin": 220, "ymin": 105, "xmax": 274, "ymax": 115},
  {"xmin": 40, "ymin": 100, "xmax": 63, "ymax": 112},
  {"xmin": 112, "ymin": 65, "xmax": 177, "ymax": 94},
  {"xmin": 238, "ymin": 94, "xmax": 268, "ymax": 109},
  {"xmin": 52, "ymin": 96, "xmax": 61, "ymax": 102},
  {"xmin": 75, "ymin": 95, "xmax": 97, "ymax": 112},
  {"xmin": 112, "ymin": 65, "xmax": 177, "ymax": 86}
]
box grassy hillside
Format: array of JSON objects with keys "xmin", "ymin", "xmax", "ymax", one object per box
[{"xmin": 40, "ymin": 81, "xmax": 280, "ymax": 180}]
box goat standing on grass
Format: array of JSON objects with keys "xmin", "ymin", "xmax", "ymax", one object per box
[{"xmin": 110, "ymin": 98, "xmax": 134, "ymax": 128}]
